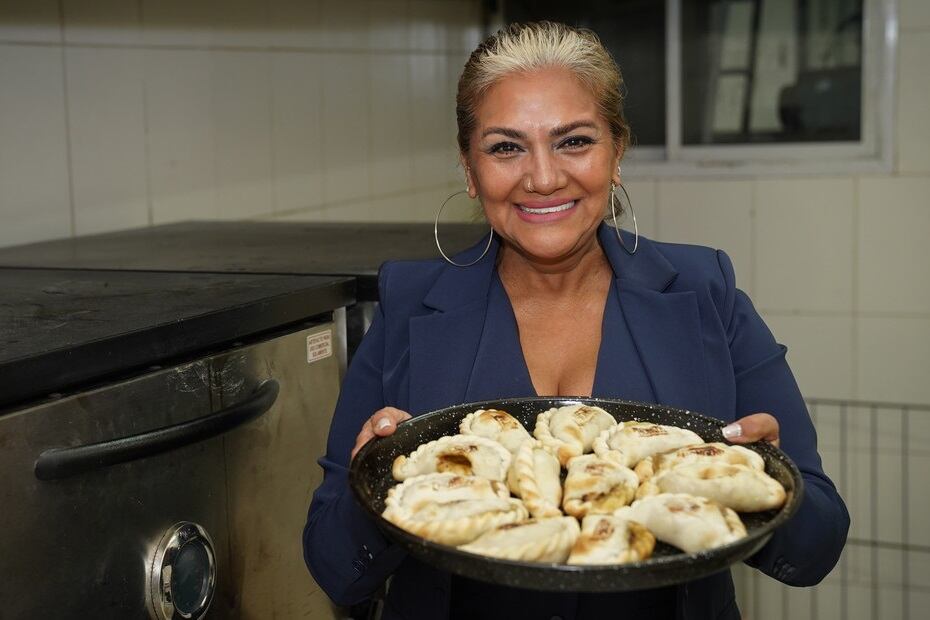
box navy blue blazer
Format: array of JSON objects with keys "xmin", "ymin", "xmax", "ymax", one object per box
[{"xmin": 304, "ymin": 224, "xmax": 849, "ymax": 619}]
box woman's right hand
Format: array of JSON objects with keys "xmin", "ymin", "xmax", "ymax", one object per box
[{"xmin": 351, "ymin": 407, "xmax": 412, "ymax": 461}]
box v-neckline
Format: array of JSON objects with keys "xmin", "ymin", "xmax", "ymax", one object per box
[{"xmin": 493, "ymin": 271, "xmax": 613, "ymax": 399}]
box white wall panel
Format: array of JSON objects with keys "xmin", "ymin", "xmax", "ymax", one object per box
[
  {"xmin": 0, "ymin": 45, "xmax": 70, "ymax": 246},
  {"xmin": 66, "ymin": 47, "xmax": 148, "ymax": 234},
  {"xmin": 321, "ymin": 52, "xmax": 370, "ymax": 204},
  {"xmin": 145, "ymin": 49, "xmax": 216, "ymax": 223},
  {"xmin": 657, "ymin": 180, "xmax": 754, "ymax": 294},
  {"xmin": 211, "ymin": 51, "xmax": 273, "ymax": 219},
  {"xmin": 754, "ymin": 178, "xmax": 855, "ymax": 314},
  {"xmin": 272, "ymin": 52, "xmax": 324, "ymax": 214}
]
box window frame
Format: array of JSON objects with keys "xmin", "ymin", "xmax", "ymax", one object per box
[{"xmin": 493, "ymin": 0, "xmax": 899, "ymax": 178}]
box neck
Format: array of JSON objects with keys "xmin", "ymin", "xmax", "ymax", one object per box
[{"xmin": 497, "ymin": 232, "xmax": 612, "ymax": 297}]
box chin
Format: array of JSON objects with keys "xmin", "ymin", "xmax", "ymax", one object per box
[{"xmin": 506, "ymin": 227, "xmax": 597, "ymax": 263}]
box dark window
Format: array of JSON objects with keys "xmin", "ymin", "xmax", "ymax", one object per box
[{"xmin": 681, "ymin": 0, "xmax": 862, "ymax": 144}]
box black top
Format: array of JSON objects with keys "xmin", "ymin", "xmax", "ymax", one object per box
[
  {"xmin": 0, "ymin": 221, "xmax": 489, "ymax": 301},
  {"xmin": 0, "ymin": 268, "xmax": 354, "ymax": 409}
]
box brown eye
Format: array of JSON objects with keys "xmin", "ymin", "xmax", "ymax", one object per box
[
  {"xmin": 559, "ymin": 136, "xmax": 595, "ymax": 149},
  {"xmin": 488, "ymin": 141, "xmax": 522, "ymax": 155}
]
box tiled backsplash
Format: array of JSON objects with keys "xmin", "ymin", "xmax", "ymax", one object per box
[{"xmin": 0, "ymin": 0, "xmax": 478, "ymax": 242}]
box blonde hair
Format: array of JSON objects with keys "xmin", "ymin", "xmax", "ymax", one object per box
[{"xmin": 456, "ymin": 21, "xmax": 631, "ymax": 155}]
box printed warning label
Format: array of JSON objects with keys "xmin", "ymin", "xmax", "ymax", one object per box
[{"xmin": 307, "ymin": 330, "xmax": 333, "ymax": 364}]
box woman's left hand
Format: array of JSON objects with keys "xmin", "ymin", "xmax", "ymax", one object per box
[{"xmin": 721, "ymin": 413, "xmax": 780, "ymax": 448}]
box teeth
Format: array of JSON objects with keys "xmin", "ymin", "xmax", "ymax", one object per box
[{"xmin": 518, "ymin": 201, "xmax": 575, "ymax": 214}]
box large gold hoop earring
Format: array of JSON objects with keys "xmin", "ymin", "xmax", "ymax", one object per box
[
  {"xmin": 609, "ymin": 182, "xmax": 639, "ymax": 255},
  {"xmin": 434, "ymin": 190, "xmax": 493, "ymax": 267}
]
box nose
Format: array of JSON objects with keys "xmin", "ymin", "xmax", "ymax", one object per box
[{"xmin": 524, "ymin": 149, "xmax": 566, "ymax": 195}]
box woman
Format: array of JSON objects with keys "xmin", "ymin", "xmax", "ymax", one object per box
[{"xmin": 304, "ymin": 22, "xmax": 848, "ymax": 619}]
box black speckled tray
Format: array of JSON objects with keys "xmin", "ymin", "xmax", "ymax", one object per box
[{"xmin": 349, "ymin": 397, "xmax": 803, "ymax": 592}]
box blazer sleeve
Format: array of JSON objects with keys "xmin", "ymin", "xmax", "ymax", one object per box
[
  {"xmin": 715, "ymin": 250, "xmax": 850, "ymax": 586},
  {"xmin": 303, "ymin": 269, "xmax": 406, "ymax": 607}
]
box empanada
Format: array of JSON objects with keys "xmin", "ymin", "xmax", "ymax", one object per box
[
  {"xmin": 459, "ymin": 517, "xmax": 581, "ymax": 563},
  {"xmin": 567, "ymin": 515, "xmax": 655, "ymax": 565},
  {"xmin": 392, "ymin": 434, "xmax": 512, "ymax": 482},
  {"xmin": 383, "ymin": 473, "xmax": 528, "ymax": 545},
  {"xmin": 385, "ymin": 471, "xmax": 510, "ymax": 506},
  {"xmin": 534, "ymin": 404, "xmax": 617, "ymax": 466},
  {"xmin": 634, "ymin": 442, "xmax": 764, "ymax": 482},
  {"xmin": 507, "ymin": 439, "xmax": 562, "ymax": 517},
  {"xmin": 562, "ymin": 454, "xmax": 639, "ymax": 518},
  {"xmin": 614, "ymin": 493, "xmax": 747, "ymax": 553},
  {"xmin": 636, "ymin": 462, "xmax": 786, "ymax": 512},
  {"xmin": 460, "ymin": 408, "xmax": 532, "ymax": 454},
  {"xmin": 593, "ymin": 422, "xmax": 703, "ymax": 468}
]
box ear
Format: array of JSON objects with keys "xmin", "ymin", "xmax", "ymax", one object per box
[
  {"xmin": 460, "ymin": 154, "xmax": 478, "ymax": 199},
  {"xmin": 611, "ymin": 144, "xmax": 624, "ymax": 186}
]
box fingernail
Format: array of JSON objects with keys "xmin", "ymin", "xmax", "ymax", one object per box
[
  {"xmin": 375, "ymin": 418, "xmax": 392, "ymax": 432},
  {"xmin": 722, "ymin": 423, "xmax": 742, "ymax": 439}
]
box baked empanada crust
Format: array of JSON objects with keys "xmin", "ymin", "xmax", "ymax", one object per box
[
  {"xmin": 593, "ymin": 422, "xmax": 704, "ymax": 468},
  {"xmin": 392, "ymin": 433, "xmax": 512, "ymax": 482},
  {"xmin": 460, "ymin": 408, "xmax": 532, "ymax": 454},
  {"xmin": 636, "ymin": 462, "xmax": 786, "ymax": 512},
  {"xmin": 534, "ymin": 405, "xmax": 617, "ymax": 466},
  {"xmin": 459, "ymin": 516, "xmax": 581, "ymax": 563},
  {"xmin": 567, "ymin": 515, "xmax": 656, "ymax": 565},
  {"xmin": 634, "ymin": 442, "xmax": 764, "ymax": 482},
  {"xmin": 383, "ymin": 473, "xmax": 528, "ymax": 546},
  {"xmin": 507, "ymin": 439, "xmax": 563, "ymax": 517},
  {"xmin": 562, "ymin": 454, "xmax": 639, "ymax": 518},
  {"xmin": 614, "ymin": 493, "xmax": 747, "ymax": 553}
]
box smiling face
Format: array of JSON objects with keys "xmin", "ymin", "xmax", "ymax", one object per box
[{"xmin": 463, "ymin": 66, "xmax": 622, "ymax": 267}]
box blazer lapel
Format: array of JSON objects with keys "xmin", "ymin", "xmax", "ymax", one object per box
[
  {"xmin": 408, "ymin": 235, "xmax": 498, "ymax": 415},
  {"xmin": 407, "ymin": 225, "xmax": 712, "ymax": 417},
  {"xmin": 600, "ymin": 225, "xmax": 712, "ymax": 415}
]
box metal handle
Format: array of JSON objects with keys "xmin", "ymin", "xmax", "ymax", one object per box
[{"xmin": 34, "ymin": 379, "xmax": 279, "ymax": 480}]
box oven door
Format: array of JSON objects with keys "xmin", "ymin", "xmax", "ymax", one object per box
[{"xmin": 0, "ymin": 360, "xmax": 244, "ymax": 619}]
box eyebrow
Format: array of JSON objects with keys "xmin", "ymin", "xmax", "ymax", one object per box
[{"xmin": 481, "ymin": 120, "xmax": 598, "ymax": 140}]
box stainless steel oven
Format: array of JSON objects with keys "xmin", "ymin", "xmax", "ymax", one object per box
[{"xmin": 0, "ymin": 321, "xmax": 342, "ymax": 619}]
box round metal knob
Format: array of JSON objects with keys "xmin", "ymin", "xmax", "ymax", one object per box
[{"xmin": 147, "ymin": 522, "xmax": 216, "ymax": 620}]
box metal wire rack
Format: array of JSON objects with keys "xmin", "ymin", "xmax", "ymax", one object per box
[{"xmin": 734, "ymin": 398, "xmax": 930, "ymax": 620}]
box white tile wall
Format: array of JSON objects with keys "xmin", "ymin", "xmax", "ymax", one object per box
[
  {"xmin": 271, "ymin": 52, "xmax": 324, "ymax": 214},
  {"xmin": 319, "ymin": 0, "xmax": 367, "ymax": 50},
  {"xmin": 61, "ymin": 0, "xmax": 141, "ymax": 45},
  {"xmin": 410, "ymin": 53, "xmax": 459, "ymax": 187},
  {"xmin": 0, "ymin": 45, "xmax": 71, "ymax": 246},
  {"xmin": 896, "ymin": 31, "xmax": 930, "ymax": 174},
  {"xmin": 321, "ymin": 52, "xmax": 370, "ymax": 205},
  {"xmin": 858, "ymin": 177, "xmax": 930, "ymax": 315},
  {"xmin": 66, "ymin": 47, "xmax": 149, "ymax": 234},
  {"xmin": 367, "ymin": 0, "xmax": 409, "ymax": 50},
  {"xmin": 907, "ymin": 454, "xmax": 930, "ymax": 547},
  {"xmin": 145, "ymin": 49, "xmax": 216, "ymax": 224},
  {"xmin": 409, "ymin": 0, "xmax": 449, "ymax": 51},
  {"xmin": 754, "ymin": 178, "xmax": 855, "ymax": 314},
  {"xmin": 0, "ymin": 0, "xmax": 60, "ymax": 43},
  {"xmin": 901, "ymin": 0, "xmax": 930, "ymax": 32},
  {"xmin": 620, "ymin": 178, "xmax": 657, "ymax": 239},
  {"xmin": 369, "ymin": 54, "xmax": 413, "ymax": 194},
  {"xmin": 762, "ymin": 314, "xmax": 855, "ymax": 399},
  {"xmin": 211, "ymin": 0, "xmax": 273, "ymax": 48},
  {"xmin": 858, "ymin": 316, "xmax": 930, "ymax": 404},
  {"xmin": 211, "ymin": 51, "xmax": 273, "ymax": 219},
  {"xmin": 140, "ymin": 0, "xmax": 215, "ymax": 48},
  {"xmin": 656, "ymin": 180, "xmax": 755, "ymax": 294},
  {"xmin": 267, "ymin": 0, "xmax": 322, "ymax": 48}
]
